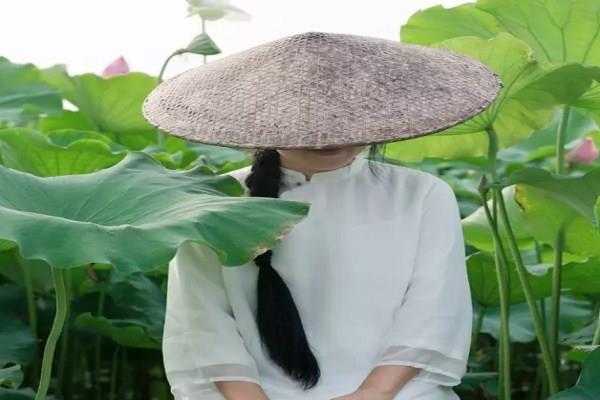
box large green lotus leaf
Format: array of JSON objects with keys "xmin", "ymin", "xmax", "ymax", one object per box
[
  {"xmin": 514, "ymin": 185, "xmax": 600, "ymax": 258},
  {"xmin": 102, "ymin": 130, "xmax": 157, "ymax": 151},
  {"xmin": 40, "ymin": 64, "xmax": 158, "ymax": 135},
  {"xmin": 0, "ymin": 388, "xmax": 41, "ymax": 400},
  {"xmin": 187, "ymin": 141, "xmax": 251, "ymax": 167},
  {"xmin": 0, "ymin": 151, "xmax": 309, "ymax": 272},
  {"xmin": 402, "ymin": 0, "xmax": 600, "ymax": 66},
  {"xmin": 480, "ymin": 301, "xmax": 537, "ymax": 343},
  {"xmin": 0, "ymin": 128, "xmax": 126, "ymax": 176},
  {"xmin": 575, "ymin": 83, "xmax": 600, "ymax": 124},
  {"xmin": 468, "ymin": 252, "xmax": 600, "ymax": 306},
  {"xmin": 399, "ymin": 3, "xmax": 501, "ymax": 45},
  {"xmin": 462, "ymin": 185, "xmax": 532, "ymax": 252},
  {"xmin": 0, "ymin": 315, "xmax": 35, "ymax": 366},
  {"xmin": 0, "ymin": 247, "xmax": 54, "ymax": 294},
  {"xmin": 187, "ymin": 141, "xmax": 253, "ymax": 173},
  {"xmin": 401, "ymin": 0, "xmax": 600, "ymax": 64},
  {"xmin": 0, "ymin": 247, "xmax": 90, "ymax": 296},
  {"xmin": 74, "ymin": 272, "xmax": 166, "ymax": 349},
  {"xmin": 562, "ymin": 257, "xmax": 600, "ymax": 295},
  {"xmin": 476, "ymin": 0, "xmax": 600, "ymax": 123},
  {"xmin": 0, "ymin": 365, "xmax": 23, "ymax": 390},
  {"xmin": 0, "ymin": 240, "xmax": 16, "ymax": 252},
  {"xmin": 38, "ymin": 110, "xmax": 97, "ymax": 132},
  {"xmin": 548, "ymin": 347, "xmax": 600, "ymax": 400},
  {"xmin": 386, "ymin": 34, "xmax": 589, "ymax": 162},
  {"xmin": 0, "ymin": 57, "xmax": 63, "ymax": 125},
  {"xmin": 498, "ymin": 108, "xmax": 598, "ymax": 163},
  {"xmin": 399, "ymin": 0, "xmax": 600, "ymax": 137},
  {"xmin": 152, "ymin": 136, "xmax": 252, "ymax": 172},
  {"xmin": 491, "ymin": 167, "xmax": 600, "ymax": 221},
  {"xmin": 477, "ymin": 0, "xmax": 600, "ymax": 65},
  {"xmin": 467, "ymin": 251, "xmax": 552, "ymax": 306},
  {"xmin": 74, "ymin": 313, "xmax": 160, "ymax": 349},
  {"xmin": 186, "ymin": 32, "xmax": 222, "ymax": 55},
  {"xmin": 481, "ymin": 296, "xmax": 592, "ymax": 343},
  {"xmin": 144, "ymin": 148, "xmax": 198, "ymax": 170},
  {"xmin": 107, "ymin": 272, "xmax": 165, "ymax": 338},
  {"xmin": 561, "ymin": 322, "xmax": 598, "ymax": 347}
]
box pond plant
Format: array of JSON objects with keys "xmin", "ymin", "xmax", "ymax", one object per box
[{"xmin": 0, "ymin": 0, "xmax": 599, "ymax": 399}]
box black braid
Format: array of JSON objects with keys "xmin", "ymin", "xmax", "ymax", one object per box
[{"xmin": 244, "ymin": 148, "xmax": 321, "ymax": 391}]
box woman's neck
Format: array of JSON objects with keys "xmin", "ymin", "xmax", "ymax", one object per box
[
  {"xmin": 278, "ymin": 156, "xmax": 355, "ymax": 182},
  {"xmin": 278, "ymin": 157, "xmax": 318, "ymax": 181}
]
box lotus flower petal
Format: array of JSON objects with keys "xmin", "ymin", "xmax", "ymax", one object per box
[
  {"xmin": 102, "ymin": 56, "xmax": 130, "ymax": 78},
  {"xmin": 565, "ymin": 137, "xmax": 599, "ymax": 165}
]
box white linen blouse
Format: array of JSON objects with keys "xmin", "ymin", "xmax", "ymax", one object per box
[{"xmin": 162, "ymin": 153, "xmax": 472, "ymax": 400}]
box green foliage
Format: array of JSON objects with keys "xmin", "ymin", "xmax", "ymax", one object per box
[
  {"xmin": 2, "ymin": 0, "xmax": 600, "ymax": 399},
  {"xmin": 391, "ymin": 0, "xmax": 600, "ymax": 398},
  {"xmin": 0, "ymin": 151, "xmax": 309, "ymax": 271},
  {"xmin": 548, "ymin": 348, "xmax": 600, "ymax": 399},
  {"xmin": 0, "ymin": 57, "xmax": 62, "ymax": 126},
  {"xmin": 0, "ymin": 316, "xmax": 36, "ymax": 366},
  {"xmin": 40, "ymin": 65, "xmax": 158, "ymax": 136},
  {"xmin": 386, "ymin": 33, "xmax": 596, "ymax": 161}
]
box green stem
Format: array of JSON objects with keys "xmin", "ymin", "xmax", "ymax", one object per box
[
  {"xmin": 495, "ymin": 190, "xmax": 560, "ymax": 394},
  {"xmin": 550, "ymin": 227, "xmax": 565, "ymax": 380},
  {"xmin": 158, "ymin": 50, "xmax": 183, "ymax": 84},
  {"xmin": 120, "ymin": 347, "xmax": 130, "ymax": 400},
  {"xmin": 202, "ymin": 18, "xmax": 207, "ymax": 65},
  {"xmin": 555, "ymin": 105, "xmax": 571, "ymax": 175},
  {"xmin": 57, "ymin": 269, "xmax": 71, "ymax": 397},
  {"xmin": 156, "ymin": 49, "xmax": 185, "ymax": 146},
  {"xmin": 109, "ymin": 346, "xmax": 121, "ymax": 400},
  {"xmin": 15, "ymin": 250, "xmax": 40, "ymax": 387},
  {"xmin": 480, "ymin": 187, "xmax": 512, "ymax": 400},
  {"xmin": 18, "ymin": 253, "xmax": 38, "ymax": 342},
  {"xmin": 548, "ymin": 104, "xmax": 570, "ymax": 386},
  {"xmin": 593, "ymin": 305, "xmax": 600, "ymax": 346},
  {"xmin": 95, "ymin": 288, "xmax": 106, "ymax": 400},
  {"xmin": 472, "ymin": 304, "xmax": 486, "ymax": 351},
  {"xmin": 34, "ymin": 267, "xmax": 69, "ymax": 400},
  {"xmin": 484, "ymin": 126, "xmax": 512, "ymax": 400}
]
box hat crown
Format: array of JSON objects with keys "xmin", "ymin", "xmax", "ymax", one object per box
[{"xmin": 142, "ymin": 31, "xmax": 502, "ymax": 149}]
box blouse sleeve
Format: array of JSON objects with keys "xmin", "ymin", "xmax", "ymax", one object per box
[
  {"xmin": 162, "ymin": 240, "xmax": 261, "ymax": 400},
  {"xmin": 372, "ymin": 177, "xmax": 472, "ymax": 387}
]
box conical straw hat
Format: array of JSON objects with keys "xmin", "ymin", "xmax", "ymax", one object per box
[{"xmin": 142, "ymin": 31, "xmax": 502, "ymax": 149}]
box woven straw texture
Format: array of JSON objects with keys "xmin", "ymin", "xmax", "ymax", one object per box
[{"xmin": 142, "ymin": 31, "xmax": 503, "ymax": 149}]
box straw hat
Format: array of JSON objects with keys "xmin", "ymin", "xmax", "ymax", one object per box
[{"xmin": 142, "ymin": 31, "xmax": 502, "ymax": 149}]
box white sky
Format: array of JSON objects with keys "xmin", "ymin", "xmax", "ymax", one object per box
[{"xmin": 1, "ymin": 0, "xmax": 467, "ymax": 78}]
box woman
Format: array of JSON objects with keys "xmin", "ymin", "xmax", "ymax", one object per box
[{"xmin": 142, "ymin": 31, "xmax": 502, "ymax": 399}]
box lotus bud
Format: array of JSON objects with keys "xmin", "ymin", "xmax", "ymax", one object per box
[
  {"xmin": 565, "ymin": 137, "xmax": 599, "ymax": 165},
  {"xmin": 101, "ymin": 56, "xmax": 129, "ymax": 78}
]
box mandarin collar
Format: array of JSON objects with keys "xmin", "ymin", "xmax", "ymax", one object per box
[{"xmin": 279, "ymin": 154, "xmax": 368, "ymax": 190}]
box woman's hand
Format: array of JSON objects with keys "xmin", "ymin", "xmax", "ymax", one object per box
[
  {"xmin": 330, "ymin": 387, "xmax": 394, "ymax": 400},
  {"xmin": 330, "ymin": 364, "xmax": 420, "ymax": 399},
  {"xmin": 214, "ymin": 380, "xmax": 270, "ymax": 400}
]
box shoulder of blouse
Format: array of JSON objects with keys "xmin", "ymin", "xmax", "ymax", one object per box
[
  {"xmin": 367, "ymin": 159, "xmax": 448, "ymax": 196},
  {"xmin": 220, "ymin": 160, "xmax": 452, "ymax": 203}
]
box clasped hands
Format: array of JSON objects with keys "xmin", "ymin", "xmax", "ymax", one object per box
[
  {"xmin": 329, "ymin": 387, "xmax": 394, "ymax": 400},
  {"xmin": 329, "ymin": 364, "xmax": 420, "ymax": 400}
]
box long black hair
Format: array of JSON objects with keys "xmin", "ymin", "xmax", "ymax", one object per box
[{"xmin": 243, "ymin": 143, "xmax": 387, "ymax": 390}]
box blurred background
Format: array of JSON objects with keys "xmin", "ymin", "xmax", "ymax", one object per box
[
  {"xmin": 1, "ymin": 0, "xmax": 464, "ymax": 77},
  {"xmin": 2, "ymin": 1, "xmax": 600, "ymax": 400}
]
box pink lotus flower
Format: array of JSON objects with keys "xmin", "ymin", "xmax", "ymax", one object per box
[
  {"xmin": 101, "ymin": 56, "xmax": 129, "ymax": 78},
  {"xmin": 565, "ymin": 137, "xmax": 599, "ymax": 165}
]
